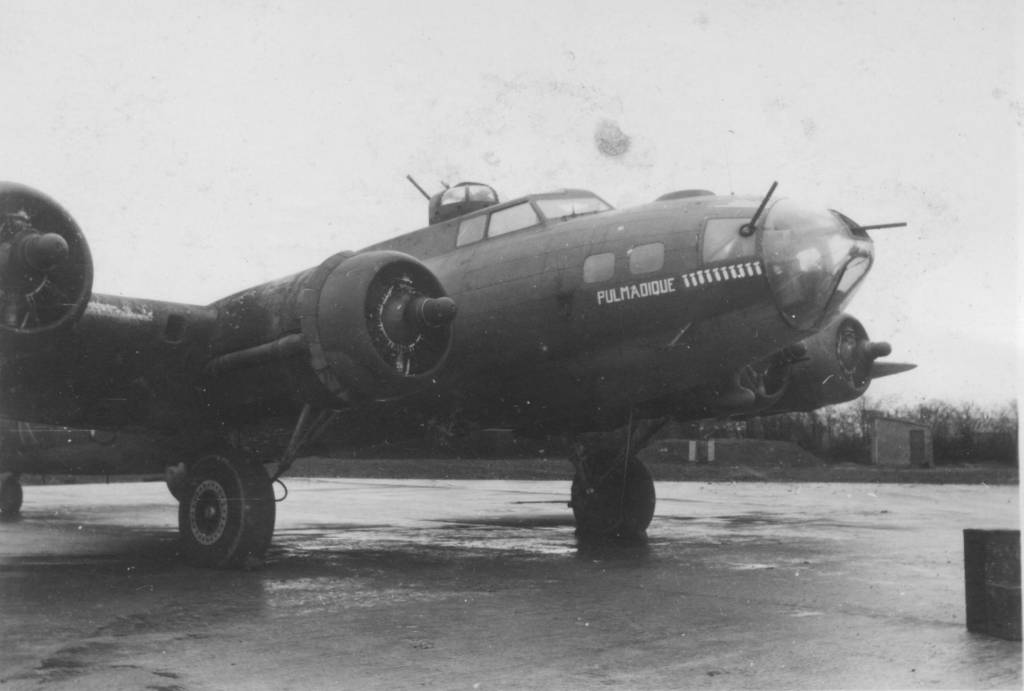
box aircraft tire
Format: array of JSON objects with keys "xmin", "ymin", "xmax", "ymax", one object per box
[
  {"xmin": 165, "ymin": 462, "xmax": 187, "ymax": 502},
  {"xmin": 0, "ymin": 476, "xmax": 23, "ymax": 518},
  {"xmin": 571, "ymin": 459, "xmax": 655, "ymax": 540},
  {"xmin": 178, "ymin": 450, "xmax": 275, "ymax": 569}
]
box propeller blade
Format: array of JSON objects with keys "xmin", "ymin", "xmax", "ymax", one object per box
[{"xmin": 871, "ymin": 362, "xmax": 917, "ymax": 379}]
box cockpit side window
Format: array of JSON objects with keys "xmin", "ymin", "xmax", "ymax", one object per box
[
  {"xmin": 488, "ymin": 202, "xmax": 540, "ymax": 238},
  {"xmin": 456, "ymin": 214, "xmax": 487, "ymax": 247},
  {"xmin": 702, "ymin": 218, "xmax": 756, "ymax": 263}
]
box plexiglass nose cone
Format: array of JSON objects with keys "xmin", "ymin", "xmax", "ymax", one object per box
[{"xmin": 761, "ymin": 199, "xmax": 873, "ymax": 330}]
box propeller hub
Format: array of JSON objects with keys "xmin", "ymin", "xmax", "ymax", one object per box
[
  {"xmin": 21, "ymin": 232, "xmax": 70, "ymax": 273},
  {"xmin": 378, "ymin": 290, "xmax": 458, "ymax": 347},
  {"xmin": 865, "ymin": 341, "xmax": 891, "ymax": 359},
  {"xmin": 414, "ymin": 296, "xmax": 457, "ymax": 328}
]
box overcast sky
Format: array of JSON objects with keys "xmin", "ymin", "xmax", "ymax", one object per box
[{"xmin": 1, "ymin": 0, "xmax": 1019, "ymax": 406}]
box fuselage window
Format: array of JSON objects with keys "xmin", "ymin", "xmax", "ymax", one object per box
[
  {"xmin": 628, "ymin": 242, "xmax": 664, "ymax": 275},
  {"xmin": 456, "ymin": 214, "xmax": 487, "ymax": 247},
  {"xmin": 583, "ymin": 252, "xmax": 616, "ymax": 283},
  {"xmin": 488, "ymin": 202, "xmax": 540, "ymax": 238},
  {"xmin": 702, "ymin": 218, "xmax": 756, "ymax": 263}
]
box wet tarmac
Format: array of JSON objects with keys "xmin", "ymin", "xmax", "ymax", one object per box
[{"xmin": 0, "ymin": 479, "xmax": 1019, "ymax": 689}]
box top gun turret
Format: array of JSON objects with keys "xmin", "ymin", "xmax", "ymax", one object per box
[
  {"xmin": 406, "ymin": 176, "xmax": 500, "ymax": 225},
  {"xmin": 428, "ymin": 182, "xmax": 500, "ymax": 225}
]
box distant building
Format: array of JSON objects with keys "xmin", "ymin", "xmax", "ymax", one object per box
[{"xmin": 869, "ymin": 415, "xmax": 933, "ymax": 467}]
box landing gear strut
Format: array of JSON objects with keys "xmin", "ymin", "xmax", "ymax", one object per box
[
  {"xmin": 175, "ymin": 405, "xmax": 336, "ymax": 568},
  {"xmin": 178, "ymin": 450, "xmax": 274, "ymax": 568},
  {"xmin": 0, "ymin": 474, "xmax": 23, "ymax": 518},
  {"xmin": 568, "ymin": 418, "xmax": 662, "ymax": 540}
]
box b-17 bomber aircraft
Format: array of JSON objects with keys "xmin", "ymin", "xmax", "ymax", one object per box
[{"xmin": 0, "ymin": 178, "xmax": 913, "ymax": 567}]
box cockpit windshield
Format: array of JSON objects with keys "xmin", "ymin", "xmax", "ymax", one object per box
[{"xmin": 535, "ymin": 196, "xmax": 611, "ymax": 221}]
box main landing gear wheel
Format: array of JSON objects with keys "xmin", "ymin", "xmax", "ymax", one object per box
[
  {"xmin": 571, "ymin": 460, "xmax": 655, "ymax": 540},
  {"xmin": 178, "ymin": 451, "xmax": 275, "ymax": 569},
  {"xmin": 165, "ymin": 462, "xmax": 187, "ymax": 503},
  {"xmin": 0, "ymin": 475, "xmax": 23, "ymax": 518}
]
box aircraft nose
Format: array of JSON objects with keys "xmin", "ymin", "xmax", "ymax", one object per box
[{"xmin": 761, "ymin": 199, "xmax": 873, "ymax": 330}]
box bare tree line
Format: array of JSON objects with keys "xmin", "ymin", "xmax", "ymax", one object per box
[{"xmin": 749, "ymin": 400, "xmax": 1019, "ymax": 465}]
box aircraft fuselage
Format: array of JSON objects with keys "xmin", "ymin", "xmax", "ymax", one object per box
[
  {"xmin": 0, "ymin": 179, "xmax": 895, "ymax": 563},
  {"xmin": 1, "ymin": 185, "xmax": 875, "ymax": 453},
  {"xmin": 366, "ymin": 188, "xmax": 871, "ymax": 432}
]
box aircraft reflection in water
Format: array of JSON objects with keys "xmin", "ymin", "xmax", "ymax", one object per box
[{"xmin": 0, "ymin": 178, "xmax": 913, "ymax": 567}]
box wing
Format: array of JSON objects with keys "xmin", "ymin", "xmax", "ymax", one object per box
[
  {"xmin": 0, "ymin": 184, "xmax": 457, "ymax": 434},
  {"xmin": 0, "ymin": 183, "xmax": 460, "ymax": 567}
]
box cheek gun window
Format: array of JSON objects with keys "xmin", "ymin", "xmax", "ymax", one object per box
[
  {"xmin": 583, "ymin": 253, "xmax": 615, "ymax": 283},
  {"xmin": 488, "ymin": 202, "xmax": 540, "ymax": 238},
  {"xmin": 702, "ymin": 218, "xmax": 756, "ymax": 263},
  {"xmin": 456, "ymin": 215, "xmax": 487, "ymax": 247},
  {"xmin": 628, "ymin": 243, "xmax": 664, "ymax": 274}
]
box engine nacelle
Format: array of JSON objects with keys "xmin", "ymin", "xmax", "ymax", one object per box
[
  {"xmin": 205, "ymin": 249, "xmax": 457, "ymax": 411},
  {"xmin": 766, "ymin": 314, "xmax": 890, "ymax": 413},
  {"xmin": 299, "ymin": 250, "xmax": 455, "ymax": 402},
  {"xmin": 0, "ymin": 183, "xmax": 93, "ymax": 348},
  {"xmin": 708, "ymin": 343, "xmax": 801, "ymax": 416}
]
